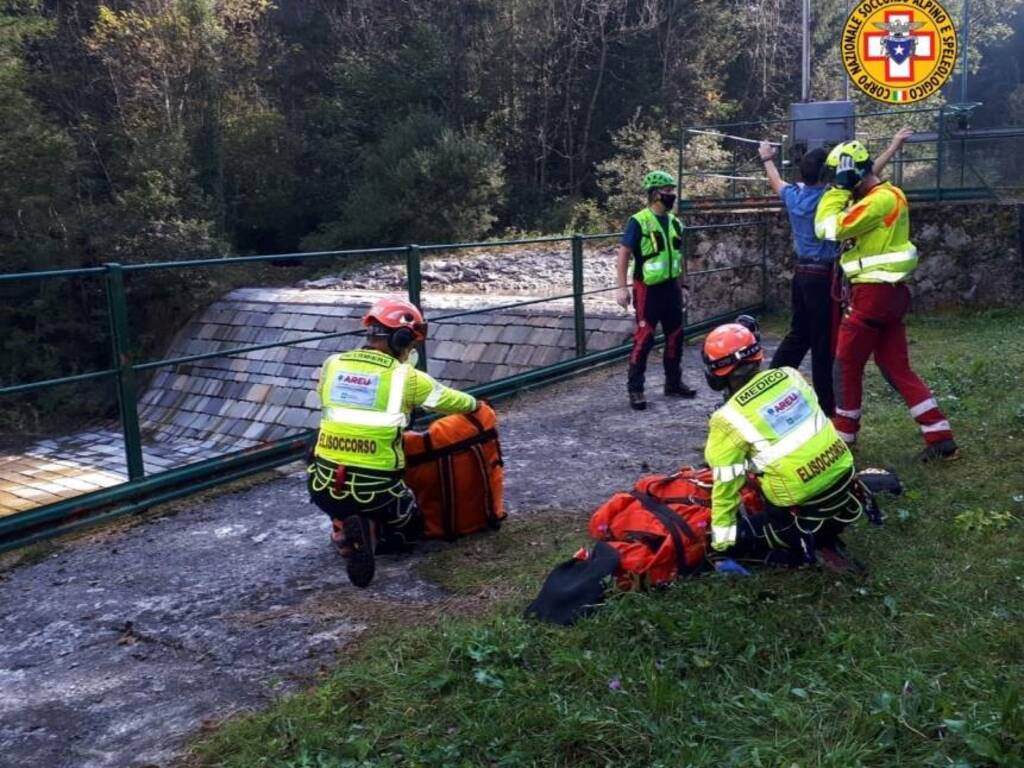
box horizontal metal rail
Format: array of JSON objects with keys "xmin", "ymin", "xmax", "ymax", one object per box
[
  {"xmin": 0, "ymin": 266, "xmax": 107, "ymax": 283},
  {"xmin": 120, "ymin": 246, "xmax": 407, "ymax": 272},
  {"xmin": 682, "ymin": 105, "xmax": 953, "ymax": 134},
  {"xmin": 0, "ymin": 367, "xmax": 120, "ymax": 397},
  {"xmin": 417, "ymin": 235, "xmax": 574, "ymax": 252}
]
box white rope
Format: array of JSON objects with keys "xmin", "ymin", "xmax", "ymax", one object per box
[
  {"xmin": 686, "ymin": 128, "xmax": 782, "ymax": 146},
  {"xmin": 687, "ymin": 173, "xmax": 765, "ymax": 181}
]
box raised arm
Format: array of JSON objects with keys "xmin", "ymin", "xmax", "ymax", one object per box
[
  {"xmin": 758, "ymin": 141, "xmax": 788, "ymax": 196},
  {"xmin": 873, "ymin": 126, "xmax": 913, "ymax": 175}
]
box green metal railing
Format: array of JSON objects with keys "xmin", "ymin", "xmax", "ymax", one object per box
[
  {"xmin": 677, "ymin": 105, "xmax": 1024, "ymax": 208},
  {"xmin": 0, "ymin": 221, "xmax": 769, "ymax": 551}
]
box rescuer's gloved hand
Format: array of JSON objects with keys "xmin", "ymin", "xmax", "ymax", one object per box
[{"xmin": 834, "ymin": 154, "xmax": 863, "ymax": 191}]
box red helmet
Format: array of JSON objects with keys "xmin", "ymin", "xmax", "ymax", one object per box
[
  {"xmin": 702, "ymin": 323, "xmax": 763, "ymax": 378},
  {"xmin": 361, "ymin": 297, "xmax": 427, "ymax": 341}
]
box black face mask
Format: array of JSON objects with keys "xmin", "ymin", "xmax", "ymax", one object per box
[{"xmin": 659, "ymin": 192, "xmax": 677, "ymax": 210}]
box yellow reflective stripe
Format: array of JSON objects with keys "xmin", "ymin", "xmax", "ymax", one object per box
[
  {"xmin": 841, "ymin": 247, "xmax": 918, "ymax": 275},
  {"xmin": 712, "ymin": 464, "xmax": 747, "ymax": 482},
  {"xmin": 719, "ymin": 405, "xmax": 771, "ymax": 453},
  {"xmin": 816, "ymin": 214, "xmax": 839, "ymax": 241},
  {"xmin": 324, "ymin": 406, "xmax": 406, "ymax": 428},
  {"xmin": 853, "ymin": 270, "xmax": 909, "ymax": 283},
  {"xmin": 750, "ymin": 412, "xmax": 828, "ymax": 470},
  {"xmin": 712, "ymin": 524, "xmax": 737, "ymax": 545}
]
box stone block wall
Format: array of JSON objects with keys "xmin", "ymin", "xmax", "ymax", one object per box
[
  {"xmin": 683, "ymin": 201, "xmax": 1023, "ymax": 311},
  {"xmin": 136, "ymin": 289, "xmax": 634, "ymax": 450}
]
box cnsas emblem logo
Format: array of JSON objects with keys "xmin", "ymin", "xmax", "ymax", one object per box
[{"xmin": 842, "ymin": 0, "xmax": 958, "ymax": 104}]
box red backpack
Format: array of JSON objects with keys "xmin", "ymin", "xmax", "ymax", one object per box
[
  {"xmin": 588, "ymin": 466, "xmax": 713, "ymax": 589},
  {"xmin": 588, "ymin": 466, "xmax": 766, "ymax": 589}
]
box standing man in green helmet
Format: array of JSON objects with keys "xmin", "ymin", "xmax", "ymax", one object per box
[
  {"xmin": 616, "ymin": 170, "xmax": 696, "ymax": 411},
  {"xmin": 308, "ymin": 296, "xmax": 478, "ymax": 588}
]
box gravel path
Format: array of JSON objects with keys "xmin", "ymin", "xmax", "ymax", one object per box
[{"xmin": 0, "ymin": 343, "xmax": 731, "ymax": 768}]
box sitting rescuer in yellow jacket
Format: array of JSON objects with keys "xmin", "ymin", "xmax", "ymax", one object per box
[
  {"xmin": 702, "ymin": 320, "xmax": 877, "ymax": 572},
  {"xmin": 308, "ymin": 297, "xmax": 478, "ymax": 588}
]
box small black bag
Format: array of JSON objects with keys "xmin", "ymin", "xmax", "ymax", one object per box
[{"xmin": 524, "ymin": 542, "xmax": 621, "ymax": 626}]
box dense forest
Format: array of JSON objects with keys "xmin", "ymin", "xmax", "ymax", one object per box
[{"xmin": 1, "ymin": 0, "xmax": 1022, "ymax": 428}]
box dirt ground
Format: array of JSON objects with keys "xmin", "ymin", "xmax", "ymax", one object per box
[{"xmin": 0, "ymin": 345, "xmax": 729, "ymax": 768}]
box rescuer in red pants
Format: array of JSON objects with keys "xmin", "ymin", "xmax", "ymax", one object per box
[{"xmin": 815, "ymin": 140, "xmax": 958, "ymax": 462}]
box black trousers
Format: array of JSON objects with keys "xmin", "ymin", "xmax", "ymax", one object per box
[
  {"xmin": 770, "ymin": 268, "xmax": 836, "ymax": 416},
  {"xmin": 307, "ymin": 463, "xmax": 423, "ymax": 553},
  {"xmin": 726, "ymin": 468, "xmax": 864, "ymax": 565},
  {"xmin": 627, "ymin": 279, "xmax": 684, "ymax": 393}
]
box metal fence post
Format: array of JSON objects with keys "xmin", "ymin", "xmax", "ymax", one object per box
[
  {"xmin": 104, "ymin": 263, "xmax": 145, "ymax": 481},
  {"xmin": 571, "ymin": 235, "xmax": 587, "ymax": 357},
  {"xmin": 405, "ymin": 244, "xmax": 428, "ymax": 371},
  {"xmin": 936, "ymin": 106, "xmax": 945, "ymax": 200},
  {"xmin": 760, "ymin": 219, "xmax": 769, "ymax": 311}
]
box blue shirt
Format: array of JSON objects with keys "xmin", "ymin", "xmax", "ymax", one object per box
[
  {"xmin": 621, "ymin": 212, "xmax": 670, "ymax": 280},
  {"xmin": 780, "ymin": 183, "xmax": 840, "ymax": 263}
]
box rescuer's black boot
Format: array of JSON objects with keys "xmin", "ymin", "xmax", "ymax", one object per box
[
  {"xmin": 340, "ymin": 515, "xmax": 376, "ymax": 588},
  {"xmin": 629, "ymin": 391, "xmax": 647, "ymax": 411},
  {"xmin": 664, "ymin": 382, "xmax": 698, "ymax": 399}
]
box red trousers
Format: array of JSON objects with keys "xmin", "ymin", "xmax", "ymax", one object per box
[{"xmin": 833, "ymin": 283, "xmax": 953, "ymax": 446}]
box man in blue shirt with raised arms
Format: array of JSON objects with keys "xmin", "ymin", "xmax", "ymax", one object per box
[{"xmin": 758, "ymin": 128, "xmax": 911, "ymax": 416}]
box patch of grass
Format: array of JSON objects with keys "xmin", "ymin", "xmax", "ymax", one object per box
[{"xmin": 191, "ymin": 310, "xmax": 1024, "ymax": 768}]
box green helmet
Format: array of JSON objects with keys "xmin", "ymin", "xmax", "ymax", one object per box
[
  {"xmin": 643, "ymin": 170, "xmax": 677, "ymax": 190},
  {"xmin": 826, "ymin": 140, "xmax": 871, "ymax": 168},
  {"xmin": 826, "ymin": 140, "xmax": 873, "ymax": 190}
]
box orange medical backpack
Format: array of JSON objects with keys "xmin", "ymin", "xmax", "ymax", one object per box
[
  {"xmin": 403, "ymin": 404, "xmax": 506, "ymax": 540},
  {"xmin": 588, "ymin": 465, "xmax": 766, "ymax": 589}
]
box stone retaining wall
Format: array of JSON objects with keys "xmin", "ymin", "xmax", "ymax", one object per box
[{"xmin": 685, "ymin": 201, "xmax": 1024, "ymax": 310}]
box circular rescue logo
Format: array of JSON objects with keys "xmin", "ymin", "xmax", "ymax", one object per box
[{"xmin": 841, "ymin": 0, "xmax": 958, "ymax": 104}]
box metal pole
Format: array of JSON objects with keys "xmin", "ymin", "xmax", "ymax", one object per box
[
  {"xmin": 936, "ymin": 106, "xmax": 945, "ymax": 199},
  {"xmin": 760, "ymin": 220, "xmax": 769, "ymax": 311},
  {"xmin": 406, "ymin": 244, "xmax": 422, "ymax": 308},
  {"xmin": 406, "ymin": 245, "xmax": 427, "ymax": 371},
  {"xmin": 677, "ymin": 122, "xmax": 685, "ymax": 202},
  {"xmin": 801, "ymin": 0, "xmax": 811, "ymax": 102},
  {"xmin": 960, "ymin": 0, "xmax": 970, "ymax": 103},
  {"xmin": 570, "ymin": 235, "xmax": 587, "ymax": 357},
  {"xmin": 104, "ymin": 264, "xmax": 145, "ymax": 481}
]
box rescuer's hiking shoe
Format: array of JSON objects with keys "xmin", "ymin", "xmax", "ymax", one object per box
[
  {"xmin": 629, "ymin": 392, "xmax": 647, "ymax": 411},
  {"xmin": 340, "ymin": 515, "xmax": 376, "ymax": 588},
  {"xmin": 664, "ymin": 382, "xmax": 698, "ymax": 399},
  {"xmin": 917, "ymin": 438, "xmax": 961, "ymax": 464}
]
